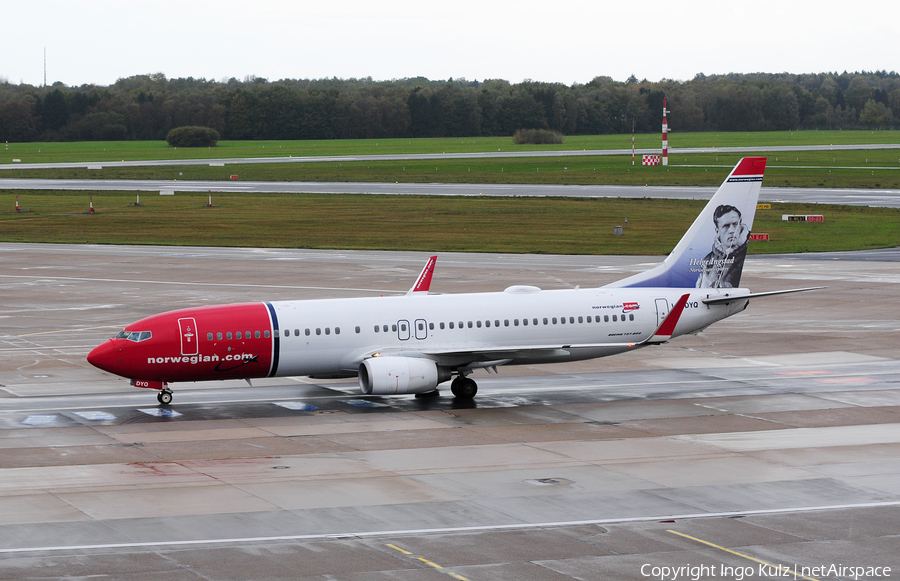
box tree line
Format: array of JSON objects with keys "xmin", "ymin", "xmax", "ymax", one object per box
[{"xmin": 1, "ymin": 70, "xmax": 898, "ymax": 143}]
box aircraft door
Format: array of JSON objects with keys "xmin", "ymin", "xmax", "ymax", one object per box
[
  {"xmin": 397, "ymin": 320, "xmax": 410, "ymax": 341},
  {"xmin": 178, "ymin": 317, "xmax": 199, "ymax": 356},
  {"xmin": 414, "ymin": 319, "xmax": 427, "ymax": 340},
  {"xmin": 655, "ymin": 299, "xmax": 669, "ymax": 327}
]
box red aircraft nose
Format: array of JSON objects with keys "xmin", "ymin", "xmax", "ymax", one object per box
[{"xmin": 87, "ymin": 340, "xmax": 122, "ymax": 375}]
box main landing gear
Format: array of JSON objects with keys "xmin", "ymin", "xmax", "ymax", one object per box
[
  {"xmin": 157, "ymin": 389, "xmax": 173, "ymax": 405},
  {"xmin": 450, "ymin": 376, "xmax": 477, "ymax": 399}
]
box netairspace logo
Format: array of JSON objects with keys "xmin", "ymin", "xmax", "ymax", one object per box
[{"xmin": 640, "ymin": 563, "xmax": 892, "ymax": 581}]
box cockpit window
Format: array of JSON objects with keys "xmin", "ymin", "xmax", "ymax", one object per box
[{"xmin": 115, "ymin": 330, "xmax": 152, "ymax": 342}]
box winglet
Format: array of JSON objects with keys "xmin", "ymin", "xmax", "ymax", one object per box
[
  {"xmin": 407, "ymin": 256, "xmax": 437, "ymax": 295},
  {"xmin": 645, "ymin": 293, "xmax": 691, "ymax": 344}
]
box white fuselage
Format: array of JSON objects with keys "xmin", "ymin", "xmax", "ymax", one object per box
[{"xmin": 269, "ymin": 286, "xmax": 746, "ymax": 377}]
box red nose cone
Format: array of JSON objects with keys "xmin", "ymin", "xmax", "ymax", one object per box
[{"xmin": 87, "ymin": 340, "xmax": 121, "ymax": 375}]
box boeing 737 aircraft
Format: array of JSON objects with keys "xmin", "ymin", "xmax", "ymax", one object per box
[{"xmin": 88, "ymin": 157, "xmax": 818, "ymax": 404}]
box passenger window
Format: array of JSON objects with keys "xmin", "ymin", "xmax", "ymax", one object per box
[
  {"xmin": 560, "ymin": 317, "xmax": 566, "ymax": 325},
  {"xmin": 604, "ymin": 315, "xmax": 609, "ymax": 322},
  {"xmin": 514, "ymin": 319, "xmax": 519, "ymax": 326},
  {"xmin": 569, "ymin": 317, "xmax": 575, "ymax": 324},
  {"xmin": 440, "ymin": 322, "xmax": 445, "ymax": 329},
  {"xmin": 401, "ymin": 323, "xmax": 407, "ymax": 331},
  {"xmin": 335, "ymin": 327, "xmax": 340, "ymax": 334},
  {"xmin": 264, "ymin": 331, "xmax": 270, "ymax": 338},
  {"xmin": 495, "ymin": 320, "xmax": 500, "ymax": 327},
  {"xmin": 523, "ymin": 318, "xmax": 528, "ymax": 326},
  {"xmin": 476, "ymin": 321, "xmax": 482, "ymax": 328},
  {"xmin": 595, "ymin": 315, "xmax": 601, "ymax": 322},
  {"xmin": 355, "ymin": 326, "xmax": 361, "ymax": 333},
  {"xmin": 552, "ymin": 318, "xmax": 557, "ymax": 324},
  {"xmin": 226, "ymin": 332, "xmax": 232, "ymax": 340},
  {"xmin": 246, "ymin": 331, "xmax": 251, "ymax": 339},
  {"xmin": 504, "ymin": 320, "xmax": 509, "ymax": 327},
  {"xmin": 207, "ymin": 333, "xmax": 214, "ymax": 341},
  {"xmin": 429, "ymin": 323, "xmax": 434, "ymax": 330},
  {"xmin": 255, "ymin": 331, "xmax": 261, "ymax": 338},
  {"xmin": 375, "ymin": 325, "xmax": 380, "ymax": 333},
  {"xmin": 325, "ymin": 328, "xmax": 330, "ymax": 335},
  {"xmin": 467, "ymin": 321, "xmax": 473, "ymax": 328},
  {"xmin": 448, "ymin": 322, "xmax": 454, "ymax": 329},
  {"xmin": 612, "ymin": 315, "xmax": 618, "ymax": 322},
  {"xmin": 316, "ymin": 328, "xmax": 321, "ymax": 335},
  {"xmin": 543, "ymin": 318, "xmax": 548, "ymax": 325},
  {"xmin": 383, "ymin": 325, "xmax": 389, "ymax": 332},
  {"xmin": 236, "ymin": 332, "xmax": 242, "ymax": 340},
  {"xmin": 533, "ymin": 318, "xmax": 538, "ymax": 326},
  {"xmin": 629, "ymin": 314, "xmax": 634, "ymax": 321},
  {"xmin": 418, "ymin": 323, "xmax": 424, "ymax": 331},
  {"xmin": 392, "ymin": 324, "xmax": 397, "ymax": 332},
  {"xmin": 458, "ymin": 321, "xmax": 464, "ymax": 329},
  {"xmin": 484, "ymin": 320, "xmax": 489, "ymax": 328},
  {"xmin": 578, "ymin": 316, "xmax": 583, "ymax": 323}
]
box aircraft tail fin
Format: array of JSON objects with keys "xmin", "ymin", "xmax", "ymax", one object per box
[{"xmin": 606, "ymin": 157, "xmax": 767, "ymax": 289}]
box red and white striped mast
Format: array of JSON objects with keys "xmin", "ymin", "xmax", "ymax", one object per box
[
  {"xmin": 661, "ymin": 97, "xmax": 669, "ymax": 166},
  {"xmin": 631, "ymin": 117, "xmax": 635, "ymax": 166}
]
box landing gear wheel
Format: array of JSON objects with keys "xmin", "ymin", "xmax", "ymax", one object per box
[
  {"xmin": 450, "ymin": 377, "xmax": 477, "ymax": 399},
  {"xmin": 157, "ymin": 390, "xmax": 173, "ymax": 405}
]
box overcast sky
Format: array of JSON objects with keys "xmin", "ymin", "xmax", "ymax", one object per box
[{"xmin": 2, "ymin": 1, "xmax": 897, "ymax": 87}]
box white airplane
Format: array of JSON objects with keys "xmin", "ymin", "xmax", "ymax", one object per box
[{"xmin": 88, "ymin": 157, "xmax": 819, "ymax": 404}]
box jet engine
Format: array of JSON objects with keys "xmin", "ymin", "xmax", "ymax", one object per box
[{"xmin": 358, "ymin": 356, "xmax": 451, "ymax": 395}]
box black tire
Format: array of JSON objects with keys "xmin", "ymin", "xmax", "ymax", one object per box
[
  {"xmin": 450, "ymin": 377, "xmax": 463, "ymax": 397},
  {"xmin": 451, "ymin": 377, "xmax": 477, "ymax": 399},
  {"xmin": 158, "ymin": 390, "xmax": 173, "ymax": 405}
]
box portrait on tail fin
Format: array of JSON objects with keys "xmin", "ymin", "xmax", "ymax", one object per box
[
  {"xmin": 605, "ymin": 157, "xmax": 766, "ymax": 290},
  {"xmin": 694, "ymin": 204, "xmax": 750, "ymax": 288}
]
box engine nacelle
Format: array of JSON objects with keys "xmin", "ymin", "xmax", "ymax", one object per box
[{"xmin": 358, "ymin": 356, "xmax": 450, "ymax": 395}]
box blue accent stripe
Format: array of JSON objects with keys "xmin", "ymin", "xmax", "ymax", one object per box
[{"xmin": 265, "ymin": 302, "xmax": 280, "ymax": 377}]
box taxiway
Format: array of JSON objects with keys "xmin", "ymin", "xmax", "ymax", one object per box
[{"xmin": 0, "ymin": 244, "xmax": 897, "ymax": 579}]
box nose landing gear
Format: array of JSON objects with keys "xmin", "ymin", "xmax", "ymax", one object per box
[{"xmin": 157, "ymin": 389, "xmax": 173, "ymax": 405}]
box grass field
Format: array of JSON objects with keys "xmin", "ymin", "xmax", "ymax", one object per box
[
  {"xmin": 3, "ymin": 130, "xmax": 899, "ymax": 165},
  {"xmin": 3, "ymin": 190, "xmax": 898, "ymax": 255},
  {"xmin": 5, "ymin": 150, "xmax": 899, "ymax": 189},
  {"xmin": 3, "ymin": 131, "xmax": 898, "ymax": 254}
]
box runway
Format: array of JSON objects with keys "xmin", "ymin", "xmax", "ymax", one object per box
[
  {"xmin": 0, "ymin": 244, "xmax": 898, "ymax": 579},
  {"xmin": 1, "ymin": 142, "xmax": 899, "ymax": 171},
  {"xmin": 4, "ymin": 178, "xmax": 900, "ymax": 208}
]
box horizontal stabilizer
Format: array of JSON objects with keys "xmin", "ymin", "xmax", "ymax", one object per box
[{"xmin": 701, "ymin": 286, "xmax": 825, "ymax": 305}]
